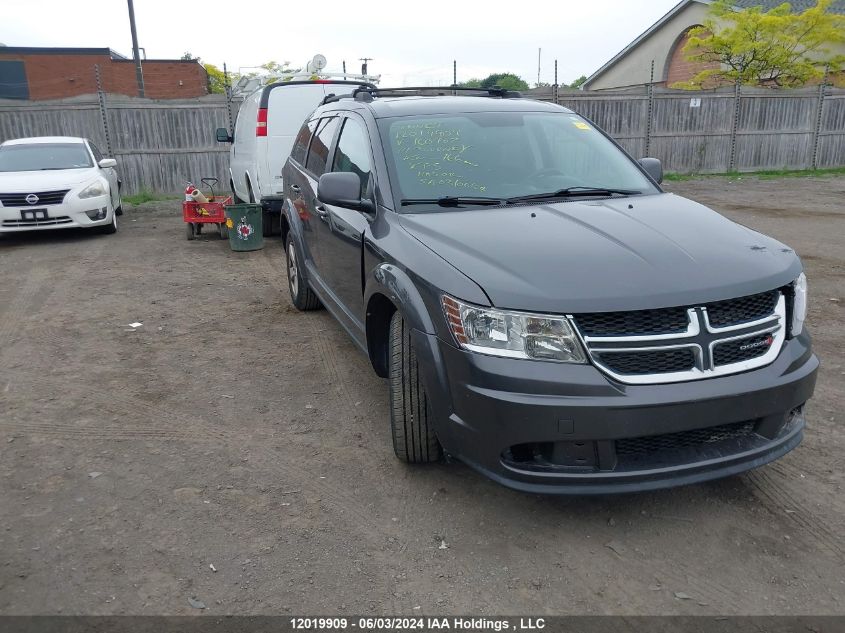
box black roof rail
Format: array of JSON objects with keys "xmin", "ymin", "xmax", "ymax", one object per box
[
  {"xmin": 320, "ymin": 92, "xmax": 356, "ymax": 105},
  {"xmin": 351, "ymin": 86, "xmax": 523, "ymax": 101}
]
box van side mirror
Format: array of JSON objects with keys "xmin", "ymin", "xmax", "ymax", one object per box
[
  {"xmin": 639, "ymin": 157, "xmax": 663, "ymax": 184},
  {"xmin": 98, "ymin": 158, "xmax": 117, "ymax": 168},
  {"xmin": 216, "ymin": 127, "xmax": 233, "ymax": 143},
  {"xmin": 317, "ymin": 172, "xmax": 374, "ymax": 213}
]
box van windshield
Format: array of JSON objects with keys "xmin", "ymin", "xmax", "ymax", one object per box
[
  {"xmin": 0, "ymin": 143, "xmax": 93, "ymax": 172},
  {"xmin": 379, "ymin": 112, "xmax": 658, "ymax": 210}
]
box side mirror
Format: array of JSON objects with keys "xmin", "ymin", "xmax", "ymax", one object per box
[
  {"xmin": 639, "ymin": 157, "xmax": 663, "ymax": 184},
  {"xmin": 317, "ymin": 172, "xmax": 374, "ymax": 213},
  {"xmin": 216, "ymin": 127, "xmax": 233, "ymax": 143},
  {"xmin": 98, "ymin": 158, "xmax": 117, "ymax": 168}
]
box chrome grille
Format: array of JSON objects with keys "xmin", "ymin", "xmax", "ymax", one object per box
[
  {"xmin": 705, "ymin": 291, "xmax": 779, "ymax": 328},
  {"xmin": 595, "ymin": 348, "xmax": 695, "ymax": 375},
  {"xmin": 572, "ymin": 291, "xmax": 786, "ymax": 385},
  {"xmin": 575, "ymin": 307, "xmax": 689, "ymax": 337},
  {"xmin": 0, "ymin": 190, "xmax": 69, "ymax": 207}
]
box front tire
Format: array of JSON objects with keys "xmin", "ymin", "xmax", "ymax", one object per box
[
  {"xmin": 388, "ymin": 311, "xmax": 441, "ymax": 464},
  {"xmin": 285, "ymin": 234, "xmax": 320, "ymax": 311},
  {"xmin": 100, "ymin": 209, "xmax": 118, "ymax": 235}
]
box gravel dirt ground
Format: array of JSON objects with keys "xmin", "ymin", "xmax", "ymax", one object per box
[{"xmin": 0, "ymin": 176, "xmax": 843, "ymax": 616}]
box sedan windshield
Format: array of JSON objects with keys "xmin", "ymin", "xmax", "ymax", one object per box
[
  {"xmin": 379, "ymin": 111, "xmax": 659, "ymax": 210},
  {"xmin": 0, "ymin": 143, "xmax": 93, "ymax": 172}
]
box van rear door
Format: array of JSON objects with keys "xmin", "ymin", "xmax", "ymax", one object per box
[{"xmin": 264, "ymin": 84, "xmax": 330, "ymax": 199}]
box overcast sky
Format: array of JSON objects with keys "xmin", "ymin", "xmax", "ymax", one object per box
[{"xmin": 0, "ymin": 0, "xmax": 681, "ymax": 86}]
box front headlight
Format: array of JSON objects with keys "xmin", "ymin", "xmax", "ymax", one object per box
[
  {"xmin": 78, "ymin": 180, "xmax": 107, "ymax": 199},
  {"xmin": 791, "ymin": 273, "xmax": 808, "ymax": 336},
  {"xmin": 442, "ymin": 295, "xmax": 587, "ymax": 363}
]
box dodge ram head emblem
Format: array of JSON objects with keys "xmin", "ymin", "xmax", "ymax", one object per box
[{"xmin": 25, "ymin": 194, "xmax": 39, "ymax": 205}]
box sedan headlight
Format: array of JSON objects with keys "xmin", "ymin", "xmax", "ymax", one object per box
[
  {"xmin": 442, "ymin": 295, "xmax": 587, "ymax": 363},
  {"xmin": 78, "ymin": 180, "xmax": 107, "ymax": 199},
  {"xmin": 791, "ymin": 273, "xmax": 808, "ymax": 336}
]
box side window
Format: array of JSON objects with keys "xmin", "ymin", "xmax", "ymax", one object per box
[
  {"xmin": 305, "ymin": 117, "xmax": 340, "ymax": 178},
  {"xmin": 331, "ymin": 118, "xmax": 372, "ymax": 198},
  {"xmin": 88, "ymin": 142, "xmax": 104, "ymax": 162},
  {"xmin": 290, "ymin": 119, "xmax": 317, "ymax": 165}
]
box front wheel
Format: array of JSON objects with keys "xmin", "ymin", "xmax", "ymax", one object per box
[
  {"xmin": 99, "ymin": 209, "xmax": 118, "ymax": 235},
  {"xmin": 388, "ymin": 311, "xmax": 441, "ymax": 464},
  {"xmin": 285, "ymin": 234, "xmax": 321, "ymax": 311}
]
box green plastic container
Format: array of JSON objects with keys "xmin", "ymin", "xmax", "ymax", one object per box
[{"xmin": 224, "ymin": 204, "xmax": 264, "ymax": 252}]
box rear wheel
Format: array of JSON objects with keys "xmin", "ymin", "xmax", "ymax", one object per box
[
  {"xmin": 186, "ymin": 222, "xmax": 195, "ymax": 241},
  {"xmin": 285, "ymin": 234, "xmax": 320, "ymax": 311},
  {"xmin": 388, "ymin": 311, "xmax": 441, "ymax": 463}
]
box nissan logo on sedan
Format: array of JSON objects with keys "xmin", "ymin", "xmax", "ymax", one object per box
[{"xmin": 25, "ymin": 194, "xmax": 39, "ymax": 205}]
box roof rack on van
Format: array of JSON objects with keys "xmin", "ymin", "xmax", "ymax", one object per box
[{"xmin": 351, "ymin": 86, "xmax": 523, "ymax": 102}]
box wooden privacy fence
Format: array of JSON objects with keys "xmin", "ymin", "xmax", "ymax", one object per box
[
  {"xmin": 0, "ymin": 93, "xmax": 240, "ymax": 195},
  {"xmin": 537, "ymin": 84, "xmax": 845, "ymax": 174},
  {"xmin": 0, "ymin": 85, "xmax": 843, "ymax": 194}
]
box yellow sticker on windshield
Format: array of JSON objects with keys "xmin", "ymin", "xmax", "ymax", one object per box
[{"xmin": 574, "ymin": 121, "xmax": 591, "ymax": 130}]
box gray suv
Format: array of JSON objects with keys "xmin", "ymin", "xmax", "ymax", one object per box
[{"xmin": 280, "ymin": 87, "xmax": 818, "ymax": 494}]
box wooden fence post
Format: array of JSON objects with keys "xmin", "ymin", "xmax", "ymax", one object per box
[
  {"xmin": 729, "ymin": 80, "xmax": 742, "ymax": 173},
  {"xmin": 645, "ymin": 82, "xmax": 654, "ymax": 156},
  {"xmin": 811, "ymin": 77, "xmax": 828, "ymax": 170},
  {"xmin": 94, "ymin": 65, "xmax": 114, "ymax": 158}
]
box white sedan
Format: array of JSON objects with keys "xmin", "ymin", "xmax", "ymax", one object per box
[{"xmin": 0, "ymin": 136, "xmax": 122, "ymax": 235}]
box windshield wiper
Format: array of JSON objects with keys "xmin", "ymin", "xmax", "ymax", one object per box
[
  {"xmin": 507, "ymin": 187, "xmax": 642, "ymax": 204},
  {"xmin": 401, "ymin": 196, "xmax": 506, "ymax": 208}
]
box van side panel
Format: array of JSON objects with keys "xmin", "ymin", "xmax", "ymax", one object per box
[{"xmin": 262, "ymin": 85, "xmax": 328, "ymax": 199}]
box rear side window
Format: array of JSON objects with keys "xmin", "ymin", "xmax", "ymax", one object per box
[
  {"xmin": 290, "ymin": 120, "xmax": 317, "ymax": 165},
  {"xmin": 332, "ymin": 118, "xmax": 372, "ymax": 198},
  {"xmin": 305, "ymin": 117, "xmax": 340, "ymax": 177}
]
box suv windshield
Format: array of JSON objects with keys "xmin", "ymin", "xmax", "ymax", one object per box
[
  {"xmin": 379, "ymin": 111, "xmax": 659, "ymax": 210},
  {"xmin": 0, "ymin": 143, "xmax": 93, "ymax": 172}
]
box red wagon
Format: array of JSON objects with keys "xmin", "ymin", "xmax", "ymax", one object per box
[{"xmin": 183, "ymin": 178, "xmax": 232, "ymax": 241}]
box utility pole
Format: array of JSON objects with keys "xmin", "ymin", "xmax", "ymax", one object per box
[
  {"xmin": 360, "ymin": 57, "xmax": 373, "ymax": 76},
  {"xmin": 127, "ymin": 0, "xmax": 145, "ymax": 97},
  {"xmin": 537, "ymin": 48, "xmax": 541, "ymax": 86},
  {"xmin": 342, "ymin": 60, "xmax": 347, "ymax": 80}
]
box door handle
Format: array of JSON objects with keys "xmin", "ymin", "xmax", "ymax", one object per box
[
  {"xmin": 316, "ymin": 205, "xmax": 329, "ymax": 221},
  {"xmin": 290, "ymin": 184, "xmax": 301, "ymax": 193}
]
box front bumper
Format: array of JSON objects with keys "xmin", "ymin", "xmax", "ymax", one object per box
[
  {"xmin": 0, "ymin": 194, "xmax": 112, "ymax": 233},
  {"xmin": 415, "ymin": 330, "xmax": 818, "ymax": 494}
]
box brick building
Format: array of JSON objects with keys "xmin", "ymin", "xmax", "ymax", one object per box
[
  {"xmin": 582, "ymin": 0, "xmax": 845, "ymax": 90},
  {"xmin": 0, "ymin": 47, "xmax": 209, "ymax": 100}
]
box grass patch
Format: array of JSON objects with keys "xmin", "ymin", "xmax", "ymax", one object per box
[
  {"xmin": 664, "ymin": 167, "xmax": 845, "ymax": 182},
  {"xmin": 123, "ymin": 190, "xmax": 180, "ymax": 205}
]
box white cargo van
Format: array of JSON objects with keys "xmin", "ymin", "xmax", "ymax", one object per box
[{"xmin": 216, "ymin": 76, "xmax": 375, "ymax": 235}]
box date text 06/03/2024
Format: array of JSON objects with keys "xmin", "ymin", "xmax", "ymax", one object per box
[{"xmin": 289, "ymin": 617, "xmax": 546, "ymax": 630}]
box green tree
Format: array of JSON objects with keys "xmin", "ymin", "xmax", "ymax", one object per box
[
  {"xmin": 203, "ymin": 63, "xmax": 230, "ymax": 94},
  {"xmin": 459, "ymin": 78, "xmax": 483, "ymax": 88},
  {"xmin": 568, "ymin": 75, "xmax": 588, "ymax": 89},
  {"xmin": 677, "ymin": 0, "xmax": 845, "ymax": 88},
  {"xmin": 478, "ymin": 73, "xmax": 530, "ymax": 91}
]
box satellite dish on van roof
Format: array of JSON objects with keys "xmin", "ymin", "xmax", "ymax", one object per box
[{"xmin": 311, "ymin": 54, "xmax": 327, "ymax": 71}]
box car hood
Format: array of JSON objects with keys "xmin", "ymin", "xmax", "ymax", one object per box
[
  {"xmin": 398, "ymin": 193, "xmax": 802, "ymax": 313},
  {"xmin": 0, "ymin": 168, "xmax": 98, "ymax": 192}
]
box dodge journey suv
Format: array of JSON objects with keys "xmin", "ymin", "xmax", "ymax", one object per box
[{"xmin": 280, "ymin": 86, "xmax": 818, "ymax": 494}]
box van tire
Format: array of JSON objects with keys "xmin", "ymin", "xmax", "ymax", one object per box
[{"xmin": 388, "ymin": 311, "xmax": 441, "ymax": 464}]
